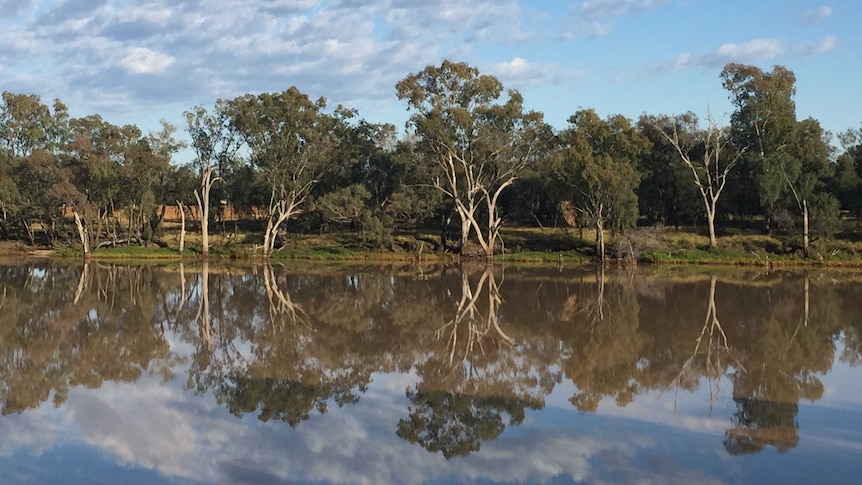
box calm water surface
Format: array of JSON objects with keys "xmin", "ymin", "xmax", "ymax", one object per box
[{"xmin": 0, "ymin": 261, "xmax": 861, "ymax": 484}]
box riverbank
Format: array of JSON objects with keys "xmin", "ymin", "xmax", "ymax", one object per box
[{"xmin": 8, "ymin": 225, "xmax": 862, "ymax": 267}]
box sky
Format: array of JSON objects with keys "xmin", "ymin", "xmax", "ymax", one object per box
[{"xmin": 0, "ymin": 0, "xmax": 859, "ymax": 151}]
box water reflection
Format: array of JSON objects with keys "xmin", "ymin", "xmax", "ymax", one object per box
[
  {"xmin": 398, "ymin": 265, "xmax": 545, "ymax": 458},
  {"xmin": 0, "ymin": 263, "xmax": 174, "ymax": 415},
  {"xmin": 0, "ymin": 261, "xmax": 861, "ymax": 483}
]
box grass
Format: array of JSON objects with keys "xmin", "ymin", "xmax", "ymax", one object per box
[{"xmin": 19, "ymin": 217, "xmax": 862, "ymax": 267}]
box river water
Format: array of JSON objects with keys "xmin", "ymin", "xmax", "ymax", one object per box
[{"xmin": 0, "ymin": 261, "xmax": 860, "ymax": 484}]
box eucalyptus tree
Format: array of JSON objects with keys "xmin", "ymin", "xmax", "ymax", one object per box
[
  {"xmin": 783, "ymin": 117, "xmax": 838, "ymax": 255},
  {"xmin": 655, "ymin": 111, "xmax": 746, "ymax": 249},
  {"xmin": 721, "ymin": 63, "xmax": 798, "ymax": 228},
  {"xmin": 553, "ymin": 109, "xmax": 648, "ymax": 261},
  {"xmin": 227, "ymin": 88, "xmax": 335, "ymax": 256},
  {"xmin": 64, "ymin": 114, "xmax": 128, "ymax": 254},
  {"xmin": 144, "ymin": 121, "xmax": 187, "ymax": 241},
  {"xmin": 636, "ymin": 114, "xmax": 701, "ymax": 228},
  {"xmin": 0, "ymin": 92, "xmax": 70, "ymax": 243},
  {"xmin": 396, "ymin": 60, "xmax": 551, "ymax": 258},
  {"xmin": 0, "ymin": 91, "xmax": 57, "ymax": 158},
  {"xmin": 831, "ymin": 126, "xmax": 862, "ymax": 221},
  {"xmin": 311, "ymin": 109, "xmax": 401, "ymax": 245},
  {"xmin": 184, "ymin": 102, "xmax": 242, "ymax": 257}
]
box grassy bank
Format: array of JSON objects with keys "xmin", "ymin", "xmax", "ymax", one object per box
[{"xmin": 17, "ymin": 222, "xmax": 862, "ymax": 267}]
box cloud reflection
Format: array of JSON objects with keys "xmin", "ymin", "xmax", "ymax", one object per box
[{"xmin": 0, "ymin": 370, "xmax": 733, "ymax": 485}]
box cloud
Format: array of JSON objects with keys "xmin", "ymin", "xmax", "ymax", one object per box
[
  {"xmin": 0, "ymin": 0, "xmax": 35, "ymax": 16},
  {"xmin": 488, "ymin": 57, "xmax": 586, "ymax": 88},
  {"xmin": 7, "ymin": 375, "xmax": 730, "ymax": 485},
  {"xmin": 664, "ymin": 34, "xmax": 838, "ymax": 72},
  {"xmin": 802, "ymin": 5, "xmax": 832, "ymax": 24},
  {"xmin": 666, "ymin": 38, "xmax": 785, "ymax": 70},
  {"xmin": 799, "ymin": 35, "xmax": 837, "ymax": 56},
  {"xmin": 565, "ymin": 0, "xmax": 669, "ymax": 38},
  {"xmin": 711, "ymin": 38, "xmax": 785, "ymax": 62},
  {"xmin": 120, "ymin": 47, "xmax": 175, "ymax": 74},
  {"xmin": 0, "ymin": 0, "xmax": 543, "ymax": 131}
]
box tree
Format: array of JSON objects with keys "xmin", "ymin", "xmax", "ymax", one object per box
[
  {"xmin": 636, "ymin": 114, "xmax": 701, "ymax": 228},
  {"xmin": 64, "ymin": 114, "xmax": 127, "ymax": 255},
  {"xmin": 228, "ymin": 89, "xmax": 335, "ymax": 255},
  {"xmin": 396, "ymin": 60, "xmax": 551, "ymax": 258},
  {"xmin": 553, "ymin": 110, "xmax": 647, "ymax": 261},
  {"xmin": 782, "ymin": 118, "xmax": 838, "ymax": 256},
  {"xmin": 0, "ymin": 93, "xmax": 70, "ymax": 244},
  {"xmin": 831, "ymin": 126, "xmax": 862, "ymax": 221},
  {"xmin": 184, "ymin": 103, "xmax": 242, "ymax": 257},
  {"xmin": 0, "ymin": 92, "xmax": 56, "ymax": 158},
  {"xmin": 655, "ymin": 111, "xmax": 746, "ymax": 249},
  {"xmin": 721, "ymin": 64, "xmax": 798, "ymax": 230}
]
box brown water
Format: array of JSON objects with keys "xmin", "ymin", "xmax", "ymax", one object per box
[{"xmin": 0, "ymin": 261, "xmax": 860, "ymax": 484}]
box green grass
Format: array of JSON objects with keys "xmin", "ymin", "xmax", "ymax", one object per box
[{"xmin": 21, "ymin": 221, "xmax": 862, "ymax": 268}]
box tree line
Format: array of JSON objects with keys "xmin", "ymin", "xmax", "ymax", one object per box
[{"xmin": 1, "ymin": 60, "xmax": 860, "ymax": 259}]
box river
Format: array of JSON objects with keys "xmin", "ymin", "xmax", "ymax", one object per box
[{"xmin": 0, "ymin": 261, "xmax": 860, "ymax": 484}]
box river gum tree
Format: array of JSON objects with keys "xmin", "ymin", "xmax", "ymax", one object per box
[
  {"xmin": 553, "ymin": 109, "xmax": 647, "ymax": 262},
  {"xmin": 228, "ymin": 88, "xmax": 336, "ymax": 256},
  {"xmin": 656, "ymin": 111, "xmax": 746, "ymax": 249},
  {"xmin": 184, "ymin": 103, "xmax": 242, "ymax": 258},
  {"xmin": 396, "ymin": 60, "xmax": 551, "ymax": 258}
]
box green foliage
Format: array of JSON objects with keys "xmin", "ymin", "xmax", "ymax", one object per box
[{"xmin": 2, "ymin": 62, "xmax": 862, "ymax": 262}]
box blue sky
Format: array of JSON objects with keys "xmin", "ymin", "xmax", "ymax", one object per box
[{"xmin": 0, "ymin": 0, "xmax": 857, "ymax": 148}]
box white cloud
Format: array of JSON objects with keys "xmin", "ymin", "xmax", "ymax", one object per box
[
  {"xmin": 799, "ymin": 35, "xmax": 837, "ymax": 56},
  {"xmin": 802, "ymin": 5, "xmax": 832, "ymax": 24},
  {"xmin": 666, "ymin": 38, "xmax": 785, "ymax": 70},
  {"xmin": 489, "ymin": 57, "xmax": 585, "ymax": 87},
  {"xmin": 713, "ymin": 38, "xmax": 784, "ymax": 62},
  {"xmin": 566, "ymin": 0, "xmax": 669, "ymax": 38},
  {"xmin": 579, "ymin": 0, "xmax": 668, "ymax": 20},
  {"xmin": 665, "ymin": 34, "xmax": 839, "ymax": 72},
  {"xmin": 120, "ymin": 47, "xmax": 175, "ymax": 74}
]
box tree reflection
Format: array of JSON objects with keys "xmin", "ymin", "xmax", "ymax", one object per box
[
  {"xmin": 558, "ymin": 267, "xmax": 642, "ymax": 413},
  {"xmin": 399, "ymin": 265, "xmax": 546, "ymax": 458},
  {"xmin": 672, "ymin": 275, "xmax": 738, "ymax": 413},
  {"xmin": 396, "ymin": 389, "xmax": 528, "ymax": 459},
  {"xmin": 185, "ymin": 264, "xmax": 374, "ymax": 427},
  {"xmin": 721, "ymin": 274, "xmax": 835, "ymax": 455},
  {"xmin": 0, "ymin": 263, "xmax": 174, "ymax": 414},
  {"xmin": 0, "ymin": 262, "xmax": 855, "ymax": 462},
  {"xmin": 435, "ymin": 266, "xmax": 513, "ymax": 366},
  {"xmin": 723, "ymin": 397, "xmax": 799, "ymax": 455}
]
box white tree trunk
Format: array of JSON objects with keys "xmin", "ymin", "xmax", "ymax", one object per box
[
  {"xmin": 177, "ymin": 201, "xmax": 186, "ymax": 254},
  {"xmin": 595, "ymin": 204, "xmax": 605, "ymax": 262},
  {"xmin": 195, "ymin": 188, "xmax": 209, "ymax": 257},
  {"xmin": 707, "ymin": 203, "xmax": 717, "ymax": 249},
  {"xmin": 73, "ymin": 210, "xmax": 90, "ymax": 258}
]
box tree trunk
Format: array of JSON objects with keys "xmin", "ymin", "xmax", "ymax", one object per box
[
  {"xmin": 802, "ymin": 198, "xmax": 809, "ymax": 258},
  {"xmin": 23, "ymin": 219, "xmax": 34, "ymax": 246},
  {"xmin": 458, "ymin": 208, "xmax": 471, "ymax": 254},
  {"xmin": 73, "ymin": 210, "xmax": 91, "ymax": 259},
  {"xmin": 127, "ymin": 206, "xmax": 134, "ymax": 245},
  {"xmin": 177, "ymin": 201, "xmax": 186, "ymax": 254},
  {"xmin": 707, "ymin": 204, "xmax": 717, "ymax": 249},
  {"xmin": 595, "ymin": 205, "xmax": 605, "ymax": 263},
  {"xmin": 263, "ymin": 217, "xmax": 274, "ymax": 256},
  {"xmin": 95, "ymin": 210, "xmax": 103, "ymax": 249},
  {"xmin": 195, "ymin": 189, "xmax": 209, "ymax": 258}
]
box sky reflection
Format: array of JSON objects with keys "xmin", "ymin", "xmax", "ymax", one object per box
[{"xmin": 0, "ymin": 263, "xmax": 861, "ymax": 484}]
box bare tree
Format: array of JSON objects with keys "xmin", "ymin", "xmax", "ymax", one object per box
[{"xmin": 657, "ymin": 111, "xmax": 746, "ymax": 249}]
